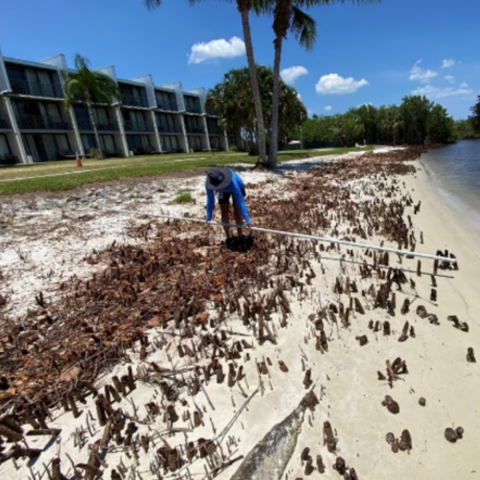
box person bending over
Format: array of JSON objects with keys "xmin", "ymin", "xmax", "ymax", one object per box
[{"xmin": 205, "ymin": 167, "xmax": 252, "ymax": 239}]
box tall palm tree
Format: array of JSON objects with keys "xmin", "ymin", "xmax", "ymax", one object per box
[
  {"xmin": 143, "ymin": 0, "xmax": 268, "ymax": 166},
  {"xmin": 63, "ymin": 54, "xmax": 120, "ymax": 159},
  {"xmin": 257, "ymin": 0, "xmax": 378, "ymax": 168}
]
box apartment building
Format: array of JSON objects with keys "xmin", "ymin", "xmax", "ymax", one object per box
[{"xmin": 0, "ymin": 47, "xmax": 230, "ymax": 164}]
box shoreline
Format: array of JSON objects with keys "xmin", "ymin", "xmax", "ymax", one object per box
[
  {"xmin": 1, "ymin": 147, "xmax": 480, "ymax": 479},
  {"xmin": 421, "ymin": 154, "xmax": 480, "ymax": 237}
]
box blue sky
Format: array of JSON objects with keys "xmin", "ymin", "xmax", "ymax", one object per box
[{"xmin": 1, "ymin": 0, "xmax": 479, "ymax": 119}]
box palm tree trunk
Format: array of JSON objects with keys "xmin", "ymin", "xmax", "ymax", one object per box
[
  {"xmin": 268, "ymin": 36, "xmax": 283, "ymax": 168},
  {"xmin": 88, "ymin": 105, "xmax": 104, "ymax": 159},
  {"xmin": 84, "ymin": 90, "xmax": 103, "ymax": 159},
  {"xmin": 238, "ymin": 5, "xmax": 267, "ymax": 166}
]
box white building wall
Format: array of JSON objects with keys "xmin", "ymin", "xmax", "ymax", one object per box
[{"xmin": 0, "ymin": 46, "xmax": 11, "ymax": 93}]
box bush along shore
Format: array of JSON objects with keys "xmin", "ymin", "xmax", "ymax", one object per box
[{"xmin": 0, "ymin": 146, "xmax": 479, "ymax": 479}]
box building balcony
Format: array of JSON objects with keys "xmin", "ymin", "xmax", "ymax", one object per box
[
  {"xmin": 0, "ymin": 116, "xmax": 11, "ymax": 130},
  {"xmin": 185, "ymin": 127, "xmax": 204, "ymax": 135},
  {"xmin": 76, "ymin": 118, "xmax": 93, "ymax": 131},
  {"xmin": 77, "ymin": 118, "xmax": 119, "ymax": 131},
  {"xmin": 97, "ymin": 121, "xmax": 119, "ymax": 131},
  {"xmin": 9, "ymin": 78, "xmax": 63, "ymax": 99},
  {"xmin": 157, "ymin": 125, "xmax": 181, "ymax": 134},
  {"xmin": 17, "ymin": 114, "xmax": 71, "ymax": 130},
  {"xmin": 157, "ymin": 101, "xmax": 178, "ymax": 112},
  {"xmin": 123, "ymin": 119, "xmax": 152, "ymax": 132},
  {"xmin": 121, "ymin": 93, "xmax": 149, "ymax": 108},
  {"xmin": 185, "ymin": 107, "xmax": 202, "ymax": 114},
  {"xmin": 208, "ymin": 128, "xmax": 223, "ymax": 135}
]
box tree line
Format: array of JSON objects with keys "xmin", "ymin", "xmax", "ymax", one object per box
[
  {"xmin": 302, "ymin": 96, "xmax": 459, "ymax": 148},
  {"xmin": 455, "ymin": 95, "xmax": 480, "ymax": 140}
]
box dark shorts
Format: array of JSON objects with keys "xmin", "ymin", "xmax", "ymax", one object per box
[{"xmin": 218, "ymin": 188, "xmax": 246, "ymax": 205}]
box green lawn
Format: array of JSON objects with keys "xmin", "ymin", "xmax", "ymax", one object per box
[{"xmin": 0, "ymin": 146, "xmax": 373, "ymax": 195}]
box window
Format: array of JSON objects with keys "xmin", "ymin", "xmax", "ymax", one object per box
[
  {"xmin": 157, "ymin": 113, "xmax": 177, "ymax": 133},
  {"xmin": 0, "ymin": 135, "xmax": 11, "ymax": 156},
  {"xmin": 184, "ymin": 95, "xmax": 202, "ymax": 114},
  {"xmin": 126, "ymin": 135, "xmax": 151, "ymax": 153},
  {"xmin": 188, "ymin": 136, "xmax": 203, "ymax": 152},
  {"xmin": 156, "ymin": 90, "xmax": 178, "ymax": 111},
  {"xmin": 210, "ymin": 136, "xmax": 221, "ymax": 150},
  {"xmin": 160, "ymin": 136, "xmax": 179, "ymax": 152},
  {"xmin": 82, "ymin": 135, "xmax": 96, "ymax": 150}
]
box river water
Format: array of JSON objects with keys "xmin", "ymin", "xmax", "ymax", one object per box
[{"xmin": 421, "ymin": 140, "xmax": 480, "ymax": 234}]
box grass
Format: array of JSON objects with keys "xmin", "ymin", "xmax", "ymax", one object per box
[
  {"xmin": 0, "ymin": 146, "xmax": 374, "ymax": 195},
  {"xmin": 173, "ymin": 190, "xmax": 194, "ymax": 204}
]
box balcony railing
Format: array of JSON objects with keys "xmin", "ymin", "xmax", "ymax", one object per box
[
  {"xmin": 0, "ymin": 116, "xmax": 11, "ymax": 129},
  {"xmin": 185, "ymin": 126, "xmax": 204, "ymax": 134},
  {"xmin": 185, "ymin": 106, "xmax": 202, "ymax": 114},
  {"xmin": 157, "ymin": 124, "xmax": 181, "ymax": 134},
  {"xmin": 76, "ymin": 117, "xmax": 119, "ymax": 132},
  {"xmin": 208, "ymin": 126, "xmax": 223, "ymax": 135},
  {"xmin": 17, "ymin": 114, "xmax": 71, "ymax": 130},
  {"xmin": 76, "ymin": 118, "xmax": 93, "ymax": 131},
  {"xmin": 9, "ymin": 78, "xmax": 63, "ymax": 99},
  {"xmin": 157, "ymin": 100, "xmax": 178, "ymax": 111},
  {"xmin": 121, "ymin": 93, "xmax": 149, "ymax": 108},
  {"xmin": 123, "ymin": 119, "xmax": 152, "ymax": 132},
  {"xmin": 97, "ymin": 121, "xmax": 119, "ymax": 131}
]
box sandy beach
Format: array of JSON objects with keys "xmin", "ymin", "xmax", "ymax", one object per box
[{"xmin": 1, "ymin": 147, "xmax": 479, "ymax": 480}]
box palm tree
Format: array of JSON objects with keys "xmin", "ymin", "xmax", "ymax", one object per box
[
  {"xmin": 257, "ymin": 0, "xmax": 378, "ymax": 168},
  {"xmin": 63, "ymin": 54, "xmax": 120, "ymax": 159},
  {"xmin": 143, "ymin": 0, "xmax": 268, "ymax": 166}
]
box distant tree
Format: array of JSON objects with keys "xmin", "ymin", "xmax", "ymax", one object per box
[
  {"xmin": 399, "ymin": 95, "xmax": 434, "ymax": 144},
  {"xmin": 144, "ymin": 0, "xmax": 268, "ymax": 166},
  {"xmin": 427, "ymin": 104, "xmax": 455, "ymax": 144},
  {"xmin": 376, "ymin": 105, "xmax": 402, "ymax": 145},
  {"xmin": 302, "ymin": 116, "xmax": 334, "ymax": 147},
  {"xmin": 469, "ymin": 95, "xmax": 480, "ymax": 133},
  {"xmin": 63, "ymin": 54, "xmax": 120, "ymax": 159},
  {"xmin": 455, "ymin": 119, "xmax": 479, "ymax": 139},
  {"xmin": 206, "ymin": 66, "xmax": 306, "ymax": 155},
  {"xmin": 335, "ymin": 112, "xmax": 365, "ymax": 147},
  {"xmin": 350, "ymin": 104, "xmax": 378, "ymax": 144}
]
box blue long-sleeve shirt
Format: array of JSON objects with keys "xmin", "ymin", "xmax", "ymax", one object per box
[{"xmin": 206, "ymin": 171, "xmax": 251, "ymax": 225}]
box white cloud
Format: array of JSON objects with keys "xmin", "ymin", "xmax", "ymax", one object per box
[
  {"xmin": 281, "ymin": 66, "xmax": 308, "ymax": 85},
  {"xmin": 444, "ymin": 75, "xmax": 455, "ymax": 84},
  {"xmin": 324, "ymin": 105, "xmax": 333, "ymax": 111},
  {"xmin": 409, "ymin": 60, "xmax": 438, "ymax": 83},
  {"xmin": 315, "ymin": 73, "xmax": 369, "ymax": 95},
  {"xmin": 412, "ymin": 84, "xmax": 473, "ymax": 99},
  {"xmin": 441, "ymin": 58, "xmax": 456, "ymax": 69},
  {"xmin": 296, "ymin": 92, "xmax": 302, "ymax": 100},
  {"xmin": 188, "ymin": 36, "xmax": 245, "ymax": 64}
]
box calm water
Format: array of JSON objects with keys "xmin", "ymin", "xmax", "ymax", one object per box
[{"xmin": 422, "ymin": 140, "xmax": 480, "ymax": 234}]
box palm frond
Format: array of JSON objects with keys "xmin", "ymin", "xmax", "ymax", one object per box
[
  {"xmin": 290, "ymin": 6, "xmax": 317, "ymax": 50},
  {"xmin": 252, "ymin": 0, "xmax": 274, "ymax": 15},
  {"xmin": 296, "ymin": 0, "xmax": 379, "ymax": 7},
  {"xmin": 143, "ymin": 0, "xmax": 162, "ymax": 10}
]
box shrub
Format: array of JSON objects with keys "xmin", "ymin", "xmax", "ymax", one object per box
[{"xmin": 173, "ymin": 190, "xmax": 194, "ymax": 204}]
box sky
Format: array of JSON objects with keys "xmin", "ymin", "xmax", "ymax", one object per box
[{"xmin": 1, "ymin": 0, "xmax": 479, "ymax": 119}]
